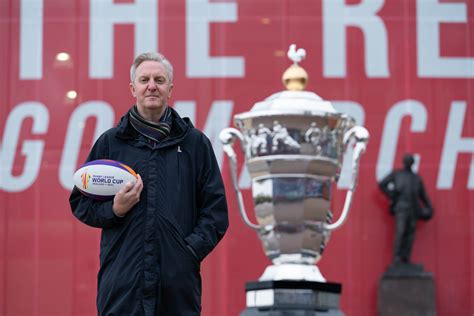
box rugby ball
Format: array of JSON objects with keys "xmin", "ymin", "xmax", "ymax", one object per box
[{"xmin": 73, "ymin": 159, "xmax": 138, "ymax": 200}]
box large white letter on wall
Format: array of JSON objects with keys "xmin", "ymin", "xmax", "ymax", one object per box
[
  {"xmin": 59, "ymin": 101, "xmax": 115, "ymax": 189},
  {"xmin": 417, "ymin": 0, "xmax": 474, "ymax": 78},
  {"xmin": 376, "ymin": 100, "xmax": 427, "ymax": 181},
  {"xmin": 186, "ymin": 0, "xmax": 245, "ymax": 78},
  {"xmin": 322, "ymin": 0, "xmax": 389, "ymax": 78},
  {"xmin": 20, "ymin": 0, "xmax": 43, "ymax": 79},
  {"xmin": 89, "ymin": 0, "xmax": 158, "ymax": 79},
  {"xmin": 0, "ymin": 103, "xmax": 49, "ymax": 192},
  {"xmin": 437, "ymin": 101, "xmax": 474, "ymax": 189}
]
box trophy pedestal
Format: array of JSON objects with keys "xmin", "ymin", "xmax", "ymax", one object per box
[
  {"xmin": 260, "ymin": 264, "xmax": 326, "ymax": 282},
  {"xmin": 240, "ymin": 280, "xmax": 345, "ymax": 316},
  {"xmin": 377, "ymin": 263, "xmax": 436, "ymax": 316}
]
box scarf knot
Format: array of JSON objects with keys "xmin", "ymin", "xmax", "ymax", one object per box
[{"xmin": 129, "ymin": 105, "xmax": 172, "ymax": 144}]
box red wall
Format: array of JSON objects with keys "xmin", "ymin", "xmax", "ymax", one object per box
[{"xmin": 0, "ymin": 0, "xmax": 473, "ymax": 315}]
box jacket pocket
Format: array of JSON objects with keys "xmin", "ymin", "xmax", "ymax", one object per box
[{"xmin": 158, "ymin": 212, "xmax": 200, "ymax": 265}]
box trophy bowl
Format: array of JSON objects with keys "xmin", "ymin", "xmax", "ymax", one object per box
[{"xmin": 220, "ymin": 46, "xmax": 369, "ymax": 282}]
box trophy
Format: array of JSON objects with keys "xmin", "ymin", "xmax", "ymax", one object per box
[{"xmin": 220, "ymin": 45, "xmax": 369, "ymax": 315}]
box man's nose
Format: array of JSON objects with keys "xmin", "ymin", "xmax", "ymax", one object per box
[{"xmin": 147, "ymin": 80, "xmax": 158, "ymax": 90}]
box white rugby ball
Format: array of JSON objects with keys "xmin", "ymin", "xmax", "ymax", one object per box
[{"xmin": 73, "ymin": 159, "xmax": 138, "ymax": 200}]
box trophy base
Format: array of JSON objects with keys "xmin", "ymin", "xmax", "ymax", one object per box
[
  {"xmin": 241, "ymin": 280, "xmax": 344, "ymax": 316},
  {"xmin": 260, "ymin": 264, "xmax": 326, "ymax": 282}
]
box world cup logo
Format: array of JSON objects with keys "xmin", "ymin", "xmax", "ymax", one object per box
[{"xmin": 81, "ymin": 171, "xmax": 91, "ymax": 189}]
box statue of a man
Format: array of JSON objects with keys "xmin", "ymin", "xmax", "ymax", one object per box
[{"xmin": 379, "ymin": 154, "xmax": 434, "ymax": 265}]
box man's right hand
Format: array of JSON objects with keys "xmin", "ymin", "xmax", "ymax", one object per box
[{"xmin": 112, "ymin": 174, "xmax": 143, "ymax": 217}]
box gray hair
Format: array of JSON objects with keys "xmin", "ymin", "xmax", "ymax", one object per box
[{"xmin": 130, "ymin": 52, "xmax": 174, "ymax": 83}]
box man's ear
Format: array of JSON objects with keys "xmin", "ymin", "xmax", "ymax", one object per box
[
  {"xmin": 129, "ymin": 82, "xmax": 136, "ymax": 97},
  {"xmin": 168, "ymin": 83, "xmax": 174, "ymax": 99}
]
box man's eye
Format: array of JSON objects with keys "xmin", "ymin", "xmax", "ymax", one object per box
[{"xmin": 140, "ymin": 78, "xmax": 148, "ymax": 83}]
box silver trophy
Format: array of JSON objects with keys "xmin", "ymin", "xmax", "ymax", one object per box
[{"xmin": 220, "ymin": 45, "xmax": 369, "ymax": 283}]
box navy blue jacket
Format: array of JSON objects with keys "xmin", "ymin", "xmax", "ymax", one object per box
[{"xmin": 69, "ymin": 107, "xmax": 229, "ymax": 315}]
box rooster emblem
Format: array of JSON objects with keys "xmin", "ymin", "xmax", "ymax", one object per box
[{"xmin": 287, "ymin": 44, "xmax": 306, "ymax": 65}]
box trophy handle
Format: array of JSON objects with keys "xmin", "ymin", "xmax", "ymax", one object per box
[
  {"xmin": 326, "ymin": 126, "xmax": 369, "ymax": 231},
  {"xmin": 220, "ymin": 128, "xmax": 262, "ymax": 231}
]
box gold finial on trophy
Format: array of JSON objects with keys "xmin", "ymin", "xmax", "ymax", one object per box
[{"xmin": 282, "ymin": 44, "xmax": 308, "ymax": 91}]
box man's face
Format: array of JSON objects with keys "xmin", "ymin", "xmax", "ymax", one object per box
[{"xmin": 129, "ymin": 60, "xmax": 173, "ymax": 116}]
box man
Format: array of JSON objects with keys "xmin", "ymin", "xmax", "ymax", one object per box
[
  {"xmin": 379, "ymin": 154, "xmax": 433, "ymax": 265},
  {"xmin": 70, "ymin": 52, "xmax": 229, "ymax": 315}
]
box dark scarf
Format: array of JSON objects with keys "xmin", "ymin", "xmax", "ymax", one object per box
[{"xmin": 129, "ymin": 105, "xmax": 172, "ymax": 144}]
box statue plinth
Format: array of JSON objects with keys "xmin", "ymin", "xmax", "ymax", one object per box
[{"xmin": 378, "ymin": 264, "xmax": 436, "ymax": 316}]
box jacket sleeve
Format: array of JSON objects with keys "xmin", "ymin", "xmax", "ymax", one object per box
[
  {"xmin": 69, "ymin": 133, "xmax": 127, "ymax": 229},
  {"xmin": 184, "ymin": 134, "xmax": 229, "ymax": 261}
]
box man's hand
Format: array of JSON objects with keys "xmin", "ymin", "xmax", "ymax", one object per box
[{"xmin": 112, "ymin": 174, "xmax": 143, "ymax": 217}]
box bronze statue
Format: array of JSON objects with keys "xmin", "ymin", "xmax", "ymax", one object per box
[{"xmin": 379, "ymin": 154, "xmax": 434, "ymax": 265}]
